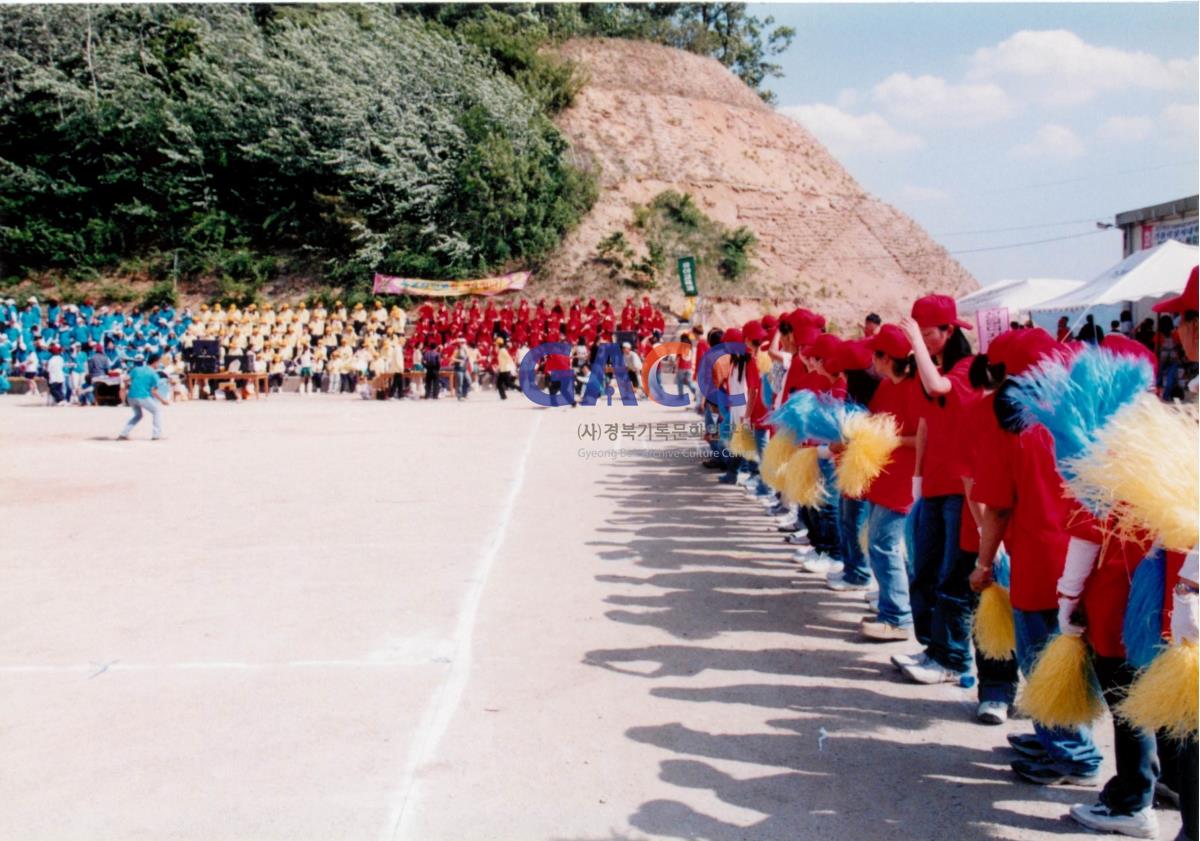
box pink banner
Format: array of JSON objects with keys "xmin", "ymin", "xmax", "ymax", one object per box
[{"xmin": 976, "ymin": 307, "xmax": 1010, "ymax": 353}]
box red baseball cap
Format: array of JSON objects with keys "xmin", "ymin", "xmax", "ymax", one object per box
[
  {"xmin": 743, "ymin": 320, "xmax": 767, "ymax": 343},
  {"xmin": 1153, "ymin": 266, "xmax": 1199, "ymax": 314},
  {"xmin": 723, "ymin": 327, "xmax": 743, "ymax": 345},
  {"xmin": 807, "ymin": 333, "xmax": 843, "ymax": 361},
  {"xmin": 761, "ymin": 314, "xmax": 778, "ymax": 333},
  {"xmin": 788, "ymin": 308, "xmax": 824, "ymax": 331},
  {"xmin": 832, "ymin": 338, "xmax": 873, "ymax": 373},
  {"xmin": 912, "ymin": 294, "xmax": 972, "ymax": 330},
  {"xmin": 1102, "ymin": 333, "xmax": 1158, "ymax": 375},
  {"xmin": 868, "ymin": 323, "xmax": 912, "ymax": 359},
  {"xmin": 988, "ymin": 327, "xmax": 1063, "ymax": 376}
]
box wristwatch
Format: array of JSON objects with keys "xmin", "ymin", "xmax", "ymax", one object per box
[{"xmin": 1175, "ymin": 581, "xmax": 1199, "ymax": 596}]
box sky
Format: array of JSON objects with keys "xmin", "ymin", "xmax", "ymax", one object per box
[{"xmin": 750, "ymin": 2, "xmax": 1199, "ymax": 288}]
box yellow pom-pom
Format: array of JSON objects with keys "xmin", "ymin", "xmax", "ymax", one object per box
[
  {"xmin": 756, "ymin": 351, "xmax": 772, "ymax": 375},
  {"xmin": 1017, "ymin": 634, "xmax": 1105, "ymax": 728},
  {"xmin": 1067, "ymin": 396, "xmax": 1199, "ymax": 551},
  {"xmin": 761, "ymin": 431, "xmax": 798, "ymax": 491},
  {"xmin": 729, "ymin": 423, "xmax": 758, "ymax": 461},
  {"xmin": 973, "ymin": 584, "xmax": 1016, "ymax": 660},
  {"xmin": 1116, "ymin": 642, "xmax": 1199, "ymax": 740},
  {"xmin": 781, "ymin": 447, "xmax": 826, "ymax": 507},
  {"xmin": 836, "ymin": 412, "xmax": 901, "ymax": 498}
]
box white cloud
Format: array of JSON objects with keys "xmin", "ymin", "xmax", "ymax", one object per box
[
  {"xmin": 835, "ymin": 88, "xmax": 860, "ymax": 110},
  {"xmin": 900, "ymin": 185, "xmax": 951, "ymax": 203},
  {"xmin": 872, "ymin": 73, "xmax": 1016, "ymax": 126},
  {"xmin": 779, "ymin": 104, "xmax": 923, "ymax": 157},
  {"xmin": 1163, "ymin": 103, "xmax": 1200, "ymax": 142},
  {"xmin": 969, "ymin": 30, "xmax": 1198, "ymax": 107},
  {"xmin": 1096, "ymin": 115, "xmax": 1153, "ymax": 144},
  {"xmin": 1012, "ymin": 124, "xmax": 1086, "ymax": 161}
]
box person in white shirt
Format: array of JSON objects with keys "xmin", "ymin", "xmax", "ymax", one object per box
[{"xmin": 45, "ymin": 346, "xmax": 66, "ymax": 404}]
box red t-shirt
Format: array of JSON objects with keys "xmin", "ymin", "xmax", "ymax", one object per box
[
  {"xmin": 695, "ymin": 340, "xmax": 709, "ymax": 367},
  {"xmin": 918, "ymin": 356, "xmax": 979, "ymax": 498},
  {"xmin": 970, "ymin": 398, "xmax": 1071, "ymax": 612},
  {"xmin": 783, "ymin": 355, "xmax": 809, "ymax": 396},
  {"xmin": 1067, "ymin": 504, "xmax": 1152, "ymax": 658},
  {"xmin": 864, "ymin": 377, "xmax": 921, "ymax": 513},
  {"xmin": 746, "ymin": 358, "xmax": 769, "ymax": 429}
]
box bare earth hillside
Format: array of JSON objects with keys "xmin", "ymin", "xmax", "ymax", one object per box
[{"xmin": 539, "ymin": 38, "xmax": 978, "ymax": 329}]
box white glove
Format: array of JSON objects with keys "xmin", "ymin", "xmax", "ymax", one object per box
[
  {"xmin": 1172, "ymin": 591, "xmax": 1199, "ymax": 644},
  {"xmin": 1057, "ymin": 537, "xmax": 1101, "ymax": 600},
  {"xmin": 911, "ymin": 476, "xmax": 922, "ymax": 500},
  {"xmin": 1057, "ymin": 595, "xmax": 1086, "ymax": 637},
  {"xmin": 817, "ymin": 444, "xmax": 832, "ymax": 459}
]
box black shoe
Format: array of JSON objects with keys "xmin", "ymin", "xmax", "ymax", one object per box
[
  {"xmin": 1011, "ymin": 757, "xmax": 1100, "ymax": 787},
  {"xmin": 702, "ymin": 458, "xmax": 725, "ymax": 469},
  {"xmin": 717, "ymin": 474, "xmax": 738, "ymax": 484},
  {"xmin": 1006, "ymin": 732, "xmax": 1047, "ymax": 758},
  {"xmin": 777, "ymin": 522, "xmax": 802, "ymax": 533},
  {"xmin": 1154, "ymin": 781, "xmax": 1181, "ymax": 810}
]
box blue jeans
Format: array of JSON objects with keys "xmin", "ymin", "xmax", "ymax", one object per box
[
  {"xmin": 910, "ymin": 494, "xmax": 963, "ymax": 648},
  {"xmin": 752, "ymin": 429, "xmax": 771, "ymax": 495},
  {"xmin": 838, "ymin": 495, "xmax": 870, "ymax": 584},
  {"xmin": 1013, "ymin": 608, "xmax": 1103, "ymax": 772},
  {"xmin": 1094, "ymin": 656, "xmax": 1159, "ymax": 814},
  {"xmin": 121, "ymin": 396, "xmax": 162, "ymax": 439},
  {"xmin": 802, "ymin": 458, "xmax": 841, "ymax": 558},
  {"xmin": 866, "ymin": 503, "xmax": 911, "ymax": 626}
]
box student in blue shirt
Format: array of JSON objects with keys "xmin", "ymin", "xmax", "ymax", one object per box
[{"xmin": 118, "ymin": 352, "xmax": 166, "ymax": 440}]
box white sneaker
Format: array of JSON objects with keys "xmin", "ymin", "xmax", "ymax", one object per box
[
  {"xmin": 784, "ymin": 532, "xmax": 811, "ymax": 546},
  {"xmin": 890, "ymin": 650, "xmax": 929, "ymax": 670},
  {"xmin": 791, "ymin": 545, "xmax": 815, "ymax": 560},
  {"xmin": 901, "ymin": 660, "xmax": 966, "ymax": 685},
  {"xmin": 759, "ymin": 495, "xmax": 778, "ymax": 509},
  {"xmin": 977, "ymin": 700, "xmax": 1009, "ymax": 725},
  {"xmin": 826, "ymin": 575, "xmax": 871, "ymax": 592},
  {"xmin": 735, "ymin": 471, "xmax": 754, "ymax": 486},
  {"xmin": 800, "ymin": 555, "xmax": 842, "ymax": 575},
  {"xmin": 1069, "ymin": 803, "xmax": 1159, "ymax": 839}
]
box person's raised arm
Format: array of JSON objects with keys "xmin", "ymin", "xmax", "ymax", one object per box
[{"xmin": 899, "ymin": 317, "xmax": 952, "ymax": 396}]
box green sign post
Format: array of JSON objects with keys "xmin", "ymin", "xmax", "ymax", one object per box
[{"xmin": 677, "ymin": 256, "xmax": 698, "ymax": 297}]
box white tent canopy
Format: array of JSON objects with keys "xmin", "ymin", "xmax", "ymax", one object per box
[
  {"xmin": 1031, "ymin": 239, "xmax": 1199, "ymax": 313},
  {"xmin": 957, "ymin": 277, "xmax": 1084, "ymax": 316}
]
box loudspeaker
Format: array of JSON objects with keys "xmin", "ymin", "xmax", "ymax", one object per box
[
  {"xmin": 615, "ymin": 330, "xmax": 638, "ymax": 348},
  {"xmin": 191, "ymin": 339, "xmax": 219, "ymax": 374}
]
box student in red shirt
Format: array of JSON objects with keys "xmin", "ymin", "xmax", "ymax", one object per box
[
  {"xmin": 894, "ymin": 295, "xmax": 981, "ymax": 685},
  {"xmin": 857, "ymin": 325, "xmax": 922, "ymax": 640},
  {"xmin": 741, "ymin": 321, "xmax": 774, "ymax": 501},
  {"xmin": 791, "ymin": 332, "xmax": 848, "ymax": 575},
  {"xmin": 1039, "ymin": 334, "xmax": 1163, "ymax": 836},
  {"xmin": 968, "ymin": 328, "xmax": 1103, "ymax": 786},
  {"xmin": 823, "ymin": 338, "xmax": 880, "ymax": 592}
]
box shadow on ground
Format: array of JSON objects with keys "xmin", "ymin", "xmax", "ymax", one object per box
[{"xmin": 573, "ymin": 458, "xmax": 1086, "ymax": 841}]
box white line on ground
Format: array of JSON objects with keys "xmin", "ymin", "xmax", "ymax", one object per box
[
  {"xmin": 382, "ymin": 412, "xmax": 544, "ymax": 841},
  {"xmin": 0, "ymin": 658, "xmax": 447, "ymax": 673}
]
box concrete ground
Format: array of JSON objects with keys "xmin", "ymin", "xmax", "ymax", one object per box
[{"xmin": 0, "ymin": 390, "xmax": 1182, "ymax": 840}]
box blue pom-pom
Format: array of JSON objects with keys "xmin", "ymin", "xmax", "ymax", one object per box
[
  {"xmin": 770, "ymin": 391, "xmax": 861, "ymax": 443},
  {"xmin": 993, "ymin": 548, "xmax": 1012, "ymax": 589},
  {"xmin": 1123, "ymin": 549, "xmax": 1166, "ymax": 669},
  {"xmin": 1012, "ymin": 346, "xmax": 1152, "ymax": 479}
]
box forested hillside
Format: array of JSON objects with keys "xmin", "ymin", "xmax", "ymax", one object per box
[{"xmin": 0, "ymin": 4, "xmax": 793, "ymax": 304}]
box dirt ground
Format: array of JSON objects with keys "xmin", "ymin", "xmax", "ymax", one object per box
[{"xmin": 0, "ymin": 390, "xmax": 1181, "ymax": 840}]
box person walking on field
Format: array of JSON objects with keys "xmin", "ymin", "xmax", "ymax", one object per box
[{"xmin": 118, "ymin": 352, "xmax": 167, "ymax": 441}]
